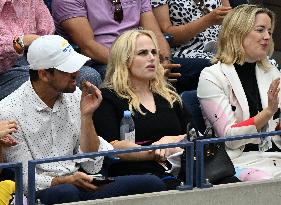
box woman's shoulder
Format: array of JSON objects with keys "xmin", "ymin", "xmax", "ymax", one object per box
[
  {"xmin": 100, "ymin": 88, "xmax": 129, "ymax": 105},
  {"xmin": 199, "ymin": 62, "xmax": 234, "ymax": 87}
]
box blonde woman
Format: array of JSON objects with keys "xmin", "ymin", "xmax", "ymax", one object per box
[
  {"xmin": 93, "ymin": 29, "xmax": 189, "ymax": 185},
  {"xmin": 198, "ymin": 5, "xmax": 281, "ymax": 181}
]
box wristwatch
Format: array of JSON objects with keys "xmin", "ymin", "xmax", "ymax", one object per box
[{"xmin": 13, "ymin": 35, "xmax": 25, "ymax": 54}]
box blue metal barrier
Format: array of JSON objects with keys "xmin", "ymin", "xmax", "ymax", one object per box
[
  {"xmin": 28, "ymin": 141, "xmax": 194, "ymax": 205},
  {"xmin": 0, "ymin": 162, "xmax": 23, "ymax": 205},
  {"xmin": 195, "ymin": 130, "xmax": 281, "ymax": 188}
]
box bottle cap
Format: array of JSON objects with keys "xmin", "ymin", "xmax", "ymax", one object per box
[{"xmin": 124, "ymin": 110, "xmax": 131, "ymax": 117}]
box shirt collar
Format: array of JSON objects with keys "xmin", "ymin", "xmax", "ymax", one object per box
[{"xmin": 24, "ymin": 80, "xmax": 66, "ymax": 112}]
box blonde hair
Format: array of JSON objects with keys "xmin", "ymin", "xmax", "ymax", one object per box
[
  {"xmin": 104, "ymin": 29, "xmax": 182, "ymax": 114},
  {"xmin": 213, "ymin": 4, "xmax": 275, "ymax": 69}
]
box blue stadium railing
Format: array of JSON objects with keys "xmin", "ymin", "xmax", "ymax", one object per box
[
  {"xmin": 27, "ymin": 141, "xmax": 194, "ymax": 205},
  {"xmin": 0, "ymin": 162, "xmax": 23, "ymax": 205},
  {"xmin": 4, "ymin": 130, "xmax": 281, "ymax": 204},
  {"xmin": 195, "ymin": 130, "xmax": 281, "ymax": 188}
]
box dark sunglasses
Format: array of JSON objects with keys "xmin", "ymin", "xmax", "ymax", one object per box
[{"xmin": 111, "ymin": 0, "xmax": 123, "ymax": 23}]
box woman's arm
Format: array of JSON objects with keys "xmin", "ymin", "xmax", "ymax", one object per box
[
  {"xmin": 198, "ymin": 68, "xmax": 280, "ymax": 149},
  {"xmin": 152, "ymin": 4, "xmax": 231, "ymax": 46},
  {"xmin": 110, "ymin": 140, "xmax": 156, "ymax": 161}
]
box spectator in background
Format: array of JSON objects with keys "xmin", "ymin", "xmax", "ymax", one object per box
[
  {"xmin": 52, "ymin": 0, "xmax": 172, "ymax": 80},
  {"xmin": 197, "ymin": 5, "xmax": 281, "ymax": 181},
  {"xmin": 0, "ymin": 0, "xmax": 55, "ymax": 100},
  {"xmin": 52, "ymin": 0, "xmax": 215, "ymax": 92},
  {"xmin": 151, "ymin": 0, "xmax": 250, "ymax": 92},
  {"xmin": 0, "ymin": 35, "xmax": 166, "ymax": 204},
  {"xmin": 93, "ymin": 29, "xmax": 189, "ymax": 188},
  {"xmin": 151, "ymin": 0, "xmax": 232, "ymax": 59}
]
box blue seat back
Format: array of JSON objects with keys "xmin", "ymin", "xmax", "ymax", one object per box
[{"xmin": 181, "ymin": 90, "xmax": 206, "ymax": 134}]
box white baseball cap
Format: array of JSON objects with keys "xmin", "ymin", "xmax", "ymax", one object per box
[{"xmin": 27, "ymin": 35, "xmax": 90, "ymax": 73}]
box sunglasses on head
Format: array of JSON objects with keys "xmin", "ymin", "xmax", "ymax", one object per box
[{"xmin": 111, "ymin": 0, "xmax": 123, "ymax": 23}]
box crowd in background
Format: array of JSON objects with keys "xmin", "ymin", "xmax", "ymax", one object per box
[{"xmin": 0, "ymin": 0, "xmax": 280, "ymax": 204}]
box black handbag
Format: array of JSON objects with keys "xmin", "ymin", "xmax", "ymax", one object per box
[{"xmin": 179, "ymin": 126, "xmax": 235, "ymax": 185}]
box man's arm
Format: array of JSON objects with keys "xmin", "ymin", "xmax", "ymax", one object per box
[
  {"xmin": 140, "ymin": 11, "xmax": 171, "ymax": 60},
  {"xmin": 79, "ymin": 82, "xmax": 102, "ymax": 152},
  {"xmin": 61, "ymin": 17, "xmax": 109, "ymax": 64}
]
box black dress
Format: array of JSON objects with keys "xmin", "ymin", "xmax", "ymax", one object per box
[{"xmin": 93, "ymin": 88, "xmax": 190, "ymax": 189}]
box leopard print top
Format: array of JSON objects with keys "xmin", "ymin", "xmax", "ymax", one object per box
[{"xmin": 151, "ymin": 0, "xmax": 222, "ymax": 59}]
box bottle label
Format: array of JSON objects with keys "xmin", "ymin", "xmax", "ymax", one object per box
[{"xmin": 124, "ymin": 130, "xmax": 135, "ymax": 143}]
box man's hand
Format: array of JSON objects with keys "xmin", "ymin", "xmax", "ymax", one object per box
[
  {"xmin": 207, "ymin": 6, "xmax": 232, "ymax": 25},
  {"xmin": 162, "ymin": 62, "xmax": 181, "ymax": 83},
  {"xmin": 51, "ymin": 172, "xmax": 98, "ymax": 191},
  {"xmin": 80, "ymin": 81, "xmax": 102, "ymax": 116}
]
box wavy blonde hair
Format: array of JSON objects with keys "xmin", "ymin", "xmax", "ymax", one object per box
[
  {"xmin": 213, "ymin": 4, "xmax": 275, "ymax": 69},
  {"xmin": 104, "ymin": 29, "xmax": 181, "ymax": 114}
]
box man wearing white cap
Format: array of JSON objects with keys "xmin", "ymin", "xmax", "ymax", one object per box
[{"xmin": 0, "ymin": 35, "xmax": 166, "ymax": 204}]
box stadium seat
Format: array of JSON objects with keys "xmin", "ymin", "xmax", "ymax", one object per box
[{"xmin": 181, "ymin": 90, "xmax": 206, "ymax": 134}]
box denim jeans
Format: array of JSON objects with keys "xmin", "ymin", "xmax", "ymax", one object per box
[
  {"xmin": 171, "ymin": 57, "xmax": 212, "ymax": 93},
  {"xmin": 36, "ymin": 174, "xmax": 166, "ymax": 204},
  {"xmin": 0, "ymin": 56, "xmax": 29, "ymax": 100}
]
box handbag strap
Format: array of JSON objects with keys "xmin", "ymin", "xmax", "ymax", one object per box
[
  {"xmin": 186, "ymin": 121, "xmax": 217, "ymax": 142},
  {"xmin": 203, "ymin": 126, "xmax": 216, "ymax": 139}
]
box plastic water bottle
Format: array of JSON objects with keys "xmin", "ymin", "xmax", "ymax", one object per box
[{"xmin": 120, "ymin": 110, "xmax": 135, "ymax": 143}]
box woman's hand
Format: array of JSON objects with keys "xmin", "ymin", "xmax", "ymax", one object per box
[
  {"xmin": 266, "ymin": 78, "xmax": 280, "ymax": 116},
  {"xmin": 207, "ymin": 6, "xmax": 232, "ymax": 25},
  {"xmin": 0, "ymin": 120, "xmax": 17, "ymax": 139},
  {"xmin": 0, "ymin": 120, "xmax": 18, "ymax": 146},
  {"xmin": 0, "ymin": 135, "xmax": 17, "ymax": 146},
  {"xmin": 152, "ymin": 135, "xmax": 185, "ymax": 162},
  {"xmin": 254, "ymin": 78, "xmax": 280, "ymax": 131}
]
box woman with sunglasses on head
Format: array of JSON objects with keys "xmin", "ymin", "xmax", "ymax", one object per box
[
  {"xmin": 93, "ymin": 29, "xmax": 190, "ymax": 188},
  {"xmin": 198, "ymin": 5, "xmax": 281, "ymax": 181}
]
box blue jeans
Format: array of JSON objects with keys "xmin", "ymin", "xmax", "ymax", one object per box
[
  {"xmin": 171, "ymin": 57, "xmax": 211, "ymax": 93},
  {"xmin": 0, "ymin": 65, "xmax": 29, "ymax": 100},
  {"xmin": 85, "ymin": 61, "xmax": 107, "ymax": 80},
  {"xmin": 36, "ymin": 175, "xmax": 166, "ymax": 204}
]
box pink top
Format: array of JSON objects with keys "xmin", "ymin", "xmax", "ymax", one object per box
[{"xmin": 0, "ymin": 0, "xmax": 55, "ymax": 74}]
